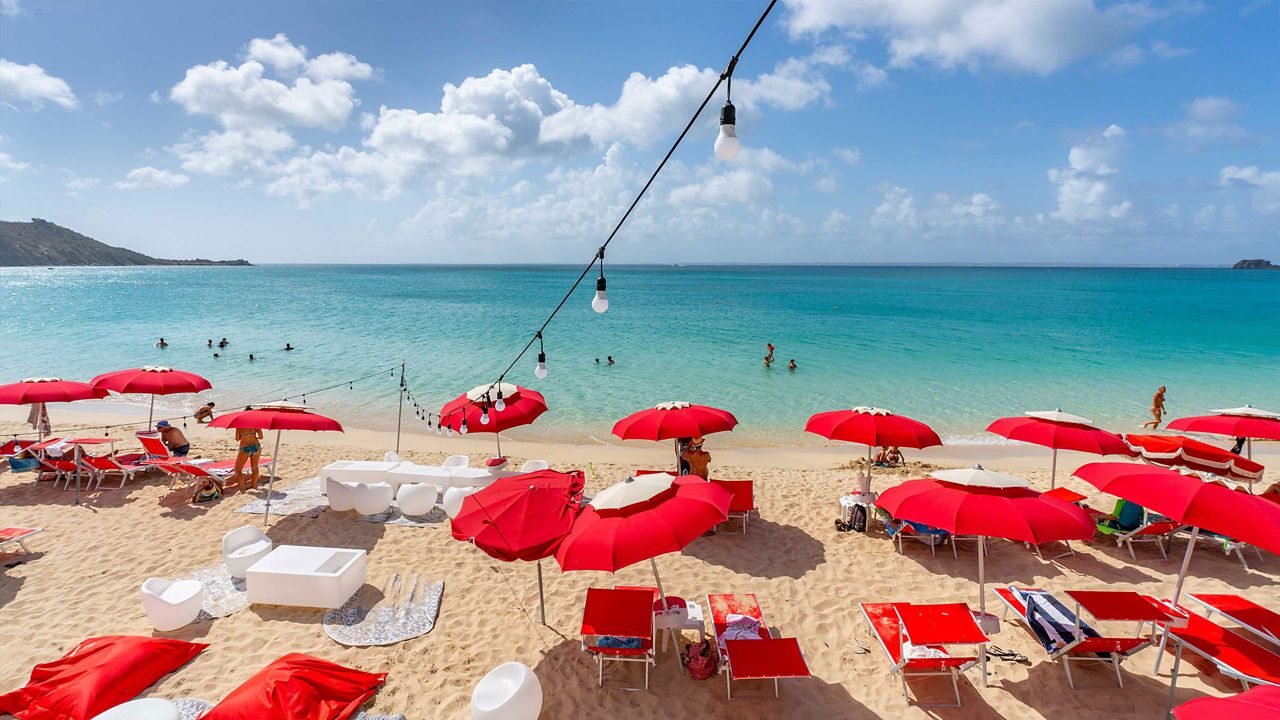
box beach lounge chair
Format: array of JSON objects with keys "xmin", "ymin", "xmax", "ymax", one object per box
[
  {"xmin": 0, "ymin": 527, "xmax": 42, "ymax": 555},
  {"xmin": 859, "ymin": 602, "xmax": 983, "ymax": 707},
  {"xmin": 881, "ymin": 515, "xmax": 954, "ymax": 557},
  {"xmin": 138, "ymin": 433, "xmax": 171, "ymax": 460},
  {"xmin": 1188, "ymin": 594, "xmax": 1280, "ymax": 648},
  {"xmin": 580, "ymin": 587, "xmax": 656, "ymax": 690},
  {"xmin": 707, "ymin": 593, "xmax": 810, "ymax": 699},
  {"xmin": 1142, "ymin": 597, "xmax": 1280, "ymax": 715},
  {"xmin": 0, "ymin": 439, "xmax": 36, "ymax": 470},
  {"xmin": 80, "ymin": 453, "xmax": 146, "ymax": 490},
  {"xmin": 1096, "ymin": 499, "xmax": 1179, "ymax": 560},
  {"xmin": 993, "ymin": 587, "xmax": 1151, "ymax": 688},
  {"xmin": 1171, "ymin": 526, "xmax": 1264, "ymax": 570},
  {"xmin": 41, "ymin": 457, "xmax": 80, "ymax": 489},
  {"xmin": 711, "ymin": 479, "xmax": 756, "ymax": 533}
]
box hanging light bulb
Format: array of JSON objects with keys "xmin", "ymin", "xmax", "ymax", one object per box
[
  {"xmin": 480, "ymin": 402, "xmax": 490, "ymax": 425},
  {"xmin": 460, "ymin": 420, "xmax": 469, "ymax": 435},
  {"xmin": 591, "ymin": 247, "xmax": 609, "ymax": 313},
  {"xmin": 495, "ymin": 389, "xmax": 506, "ymax": 412},
  {"xmin": 714, "ymin": 99, "xmax": 739, "ymax": 161},
  {"xmin": 534, "ymin": 352, "xmax": 548, "ymax": 380}
]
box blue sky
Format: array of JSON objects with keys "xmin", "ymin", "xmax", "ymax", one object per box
[{"xmin": 0, "ymin": 0, "xmax": 1276, "ymax": 264}]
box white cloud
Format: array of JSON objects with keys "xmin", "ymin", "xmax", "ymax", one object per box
[
  {"xmin": 245, "ymin": 34, "xmax": 308, "ymax": 75},
  {"xmin": 871, "ymin": 186, "xmax": 919, "ymax": 228},
  {"xmin": 0, "ymin": 58, "xmax": 77, "ymax": 109},
  {"xmin": 1104, "ymin": 43, "xmax": 1145, "ymax": 69},
  {"xmin": 0, "ymin": 0, "xmax": 21, "ymax": 17},
  {"xmin": 149, "ymin": 90, "xmax": 162, "ymax": 103},
  {"xmin": 0, "ymin": 151, "xmax": 28, "ymax": 172},
  {"xmin": 92, "ymin": 90, "xmax": 123, "ymax": 107},
  {"xmin": 170, "ymin": 126, "xmax": 295, "ymax": 175},
  {"xmin": 1048, "ymin": 124, "xmax": 1132, "ymax": 222},
  {"xmin": 669, "ymin": 168, "xmax": 775, "ymax": 208},
  {"xmin": 1150, "ymin": 40, "xmax": 1191, "ymax": 59},
  {"xmin": 783, "ymin": 0, "xmax": 1155, "ymax": 75},
  {"xmin": 834, "ymin": 147, "xmax": 861, "ymax": 165},
  {"xmin": 114, "ymin": 166, "xmax": 190, "ymax": 189},
  {"xmin": 1165, "ymin": 97, "xmax": 1249, "ymax": 147},
  {"xmin": 820, "ymin": 208, "xmax": 852, "ymax": 235},
  {"xmin": 1220, "ymin": 165, "xmax": 1280, "ymax": 214},
  {"xmin": 814, "ymin": 173, "xmax": 838, "ymax": 193},
  {"xmin": 951, "ymin": 192, "xmax": 998, "ymax": 217}
]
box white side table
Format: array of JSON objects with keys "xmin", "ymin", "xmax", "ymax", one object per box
[
  {"xmin": 656, "ymin": 598, "xmax": 706, "ymax": 654},
  {"xmin": 840, "ymin": 491, "xmax": 878, "ymax": 531}
]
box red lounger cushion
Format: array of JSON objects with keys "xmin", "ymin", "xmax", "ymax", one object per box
[
  {"xmin": 202, "ymin": 653, "xmax": 387, "ymax": 720},
  {"xmin": 0, "ymin": 635, "xmax": 207, "ymax": 720}
]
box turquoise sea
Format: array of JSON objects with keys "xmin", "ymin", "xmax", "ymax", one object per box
[{"xmin": 1, "ymin": 265, "xmax": 1277, "ymax": 445}]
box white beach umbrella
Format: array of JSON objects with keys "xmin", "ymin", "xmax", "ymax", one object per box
[
  {"xmin": 930, "ymin": 464, "xmax": 1029, "ymax": 489},
  {"xmin": 588, "ymin": 473, "xmax": 677, "ymax": 511},
  {"xmin": 1023, "ymin": 409, "xmax": 1094, "ymax": 425}
]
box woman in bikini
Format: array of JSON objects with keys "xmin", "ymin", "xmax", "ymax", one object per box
[{"xmin": 231, "ymin": 411, "xmax": 264, "ymax": 493}]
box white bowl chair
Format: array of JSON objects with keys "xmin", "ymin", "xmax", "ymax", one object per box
[
  {"xmin": 353, "ymin": 482, "xmax": 395, "ymax": 515},
  {"xmin": 443, "ymin": 486, "xmax": 482, "ymax": 519},
  {"xmin": 471, "ymin": 662, "xmax": 542, "ymax": 720},
  {"xmin": 325, "ymin": 478, "xmax": 356, "ymax": 512},
  {"xmin": 520, "ymin": 460, "xmax": 549, "ymax": 473},
  {"xmin": 222, "ymin": 525, "xmax": 273, "ymax": 579},
  {"xmin": 396, "ymin": 483, "xmax": 437, "ymax": 516},
  {"xmin": 443, "ymin": 454, "xmax": 470, "ymax": 468},
  {"xmin": 140, "ymin": 578, "xmax": 204, "ymax": 631}
]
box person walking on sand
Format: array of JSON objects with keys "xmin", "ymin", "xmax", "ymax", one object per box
[
  {"xmin": 681, "ymin": 437, "xmax": 711, "ymax": 480},
  {"xmin": 1142, "ymin": 386, "xmax": 1167, "ymax": 429},
  {"xmin": 230, "ymin": 412, "xmax": 264, "ymax": 492}
]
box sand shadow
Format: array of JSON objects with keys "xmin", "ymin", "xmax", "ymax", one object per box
[
  {"xmin": 998, "ymin": 652, "xmax": 1174, "ymax": 718},
  {"xmin": 0, "ymin": 570, "xmax": 25, "ymax": 610},
  {"xmin": 684, "ymin": 518, "xmax": 825, "ymax": 580}
]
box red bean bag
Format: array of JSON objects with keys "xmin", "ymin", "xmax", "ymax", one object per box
[
  {"xmin": 0, "ymin": 635, "xmax": 207, "ymax": 720},
  {"xmin": 202, "ymin": 653, "xmax": 387, "ymax": 720}
]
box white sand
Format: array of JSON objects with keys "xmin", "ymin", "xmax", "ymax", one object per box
[{"xmin": 2, "ymin": 408, "xmax": 1276, "ymax": 719}]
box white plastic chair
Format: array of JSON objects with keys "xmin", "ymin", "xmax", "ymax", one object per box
[
  {"xmin": 443, "ymin": 454, "xmax": 470, "ymax": 468},
  {"xmin": 397, "ymin": 483, "xmax": 437, "ymax": 516},
  {"xmin": 353, "ymin": 482, "xmax": 395, "ymax": 515},
  {"xmin": 383, "ymin": 451, "xmax": 403, "ymax": 463},
  {"xmin": 326, "ymin": 478, "xmax": 356, "ymax": 512},
  {"xmin": 471, "ymin": 662, "xmax": 542, "ymax": 720},
  {"xmin": 443, "ymin": 486, "xmax": 482, "ymax": 519},
  {"xmin": 140, "ymin": 578, "xmax": 203, "ymax": 631},
  {"xmin": 520, "ymin": 459, "xmax": 549, "ymax": 473},
  {"xmin": 222, "ymin": 525, "xmax": 273, "ymax": 579}
]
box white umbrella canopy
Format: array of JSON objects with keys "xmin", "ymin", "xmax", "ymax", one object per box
[
  {"xmin": 929, "ymin": 464, "xmax": 1030, "ymax": 489},
  {"xmin": 588, "ymin": 472, "xmax": 677, "ymax": 511},
  {"xmin": 1212, "ymin": 405, "xmax": 1280, "ymax": 418},
  {"xmin": 1023, "ymin": 409, "xmax": 1094, "ymax": 425}
]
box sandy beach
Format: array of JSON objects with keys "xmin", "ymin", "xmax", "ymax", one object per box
[{"xmin": 2, "ymin": 407, "xmax": 1275, "ymax": 719}]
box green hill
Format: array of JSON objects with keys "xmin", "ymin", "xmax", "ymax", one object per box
[{"xmin": 0, "ymin": 218, "xmax": 251, "ymax": 266}]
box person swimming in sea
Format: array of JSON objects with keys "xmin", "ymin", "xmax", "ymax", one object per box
[
  {"xmin": 156, "ymin": 337, "xmax": 168, "ymax": 348},
  {"xmin": 284, "ymin": 343, "xmax": 294, "ymax": 351},
  {"xmin": 207, "ymin": 339, "xmax": 213, "ymax": 348},
  {"xmin": 763, "ymin": 355, "xmax": 773, "ymax": 368},
  {"xmin": 787, "ymin": 359, "xmax": 797, "ymax": 370},
  {"xmin": 218, "ymin": 337, "xmax": 229, "ymax": 348},
  {"xmin": 248, "ymin": 353, "xmax": 255, "ymax": 361},
  {"xmin": 607, "ymin": 355, "xmax": 615, "ymax": 365}
]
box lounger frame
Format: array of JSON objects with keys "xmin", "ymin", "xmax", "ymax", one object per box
[{"xmin": 858, "ymin": 602, "xmax": 978, "ymax": 708}]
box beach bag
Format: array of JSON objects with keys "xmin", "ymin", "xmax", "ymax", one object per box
[
  {"xmin": 7, "ymin": 457, "xmax": 40, "ymax": 473},
  {"xmin": 684, "ymin": 638, "xmax": 717, "ymax": 680},
  {"xmin": 851, "ymin": 504, "xmax": 867, "ymax": 532},
  {"xmin": 193, "ymin": 481, "xmax": 222, "ymax": 504}
]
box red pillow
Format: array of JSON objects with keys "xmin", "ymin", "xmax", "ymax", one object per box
[
  {"xmin": 0, "ymin": 635, "xmax": 207, "ymax": 720},
  {"xmin": 202, "ymin": 653, "xmax": 387, "ymax": 720}
]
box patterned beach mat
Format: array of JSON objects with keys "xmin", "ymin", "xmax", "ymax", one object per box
[
  {"xmin": 179, "ymin": 563, "xmax": 249, "ymax": 621},
  {"xmin": 234, "ymin": 476, "xmax": 326, "ymax": 518},
  {"xmin": 324, "ymin": 573, "xmax": 443, "ymax": 647},
  {"xmin": 359, "ymin": 504, "xmax": 448, "ymax": 527},
  {"xmin": 172, "ymin": 699, "xmax": 403, "ymax": 720}
]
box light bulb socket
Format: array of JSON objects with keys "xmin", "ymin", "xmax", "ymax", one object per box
[
  {"xmin": 537, "ymin": 351, "xmax": 546, "ymax": 363},
  {"xmin": 596, "ymin": 276, "xmax": 606, "ymax": 292},
  {"xmin": 719, "ymin": 100, "xmax": 736, "ymax": 127}
]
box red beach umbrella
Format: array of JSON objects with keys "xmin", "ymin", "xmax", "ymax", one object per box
[
  {"xmin": 986, "ymin": 410, "xmax": 1134, "ymax": 489},
  {"xmin": 451, "ymin": 468, "xmax": 584, "ymax": 624},
  {"xmin": 555, "ymin": 475, "xmax": 730, "ymax": 607},
  {"xmin": 877, "ymin": 478, "xmax": 1094, "ymax": 615},
  {"xmin": 210, "ymin": 403, "xmax": 344, "ymax": 524},
  {"xmin": 1174, "ymin": 684, "xmax": 1280, "ymax": 720},
  {"xmin": 1167, "ymin": 405, "xmax": 1280, "ymax": 458},
  {"xmin": 438, "ymin": 382, "xmax": 547, "ymax": 455},
  {"xmin": 1122, "ymin": 433, "xmax": 1264, "ymax": 485},
  {"xmin": 91, "ymin": 366, "xmax": 212, "ymax": 426},
  {"xmin": 1073, "ymin": 462, "xmax": 1280, "ymax": 604},
  {"xmin": 805, "ymin": 406, "xmax": 942, "ymax": 487},
  {"xmin": 0, "ymin": 378, "xmax": 109, "ymax": 439},
  {"xmin": 612, "ymin": 402, "xmax": 738, "ymax": 471}
]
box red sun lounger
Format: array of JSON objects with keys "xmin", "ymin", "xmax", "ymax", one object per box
[
  {"xmin": 1189, "ymin": 593, "xmax": 1280, "ymax": 648},
  {"xmin": 859, "ymin": 601, "xmax": 984, "ymax": 708},
  {"xmin": 0, "ymin": 527, "xmax": 42, "ymax": 555},
  {"xmin": 707, "ymin": 593, "xmax": 810, "ymax": 699},
  {"xmin": 79, "ymin": 454, "xmax": 147, "ymax": 491},
  {"xmin": 711, "ymin": 479, "xmax": 757, "ymax": 533},
  {"xmin": 580, "ymin": 587, "xmax": 656, "ymax": 690}
]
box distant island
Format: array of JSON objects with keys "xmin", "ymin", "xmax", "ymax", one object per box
[
  {"xmin": 0, "ymin": 219, "xmax": 251, "ymax": 267},
  {"xmin": 1233, "ymin": 259, "xmax": 1278, "ymax": 270}
]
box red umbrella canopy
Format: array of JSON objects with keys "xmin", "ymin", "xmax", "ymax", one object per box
[
  {"xmin": 1073, "ymin": 462, "xmax": 1280, "ymax": 555},
  {"xmin": 876, "ymin": 478, "xmax": 1094, "ymax": 544},
  {"xmin": 1122, "ymin": 433, "xmax": 1264, "ymax": 482},
  {"xmin": 208, "ymin": 403, "xmax": 343, "ymax": 432},
  {"xmin": 0, "ymin": 378, "xmax": 108, "ymax": 405},
  {"xmin": 438, "ymin": 382, "xmax": 547, "ymax": 434},
  {"xmin": 90, "ymin": 366, "xmax": 212, "ymax": 396},
  {"xmin": 554, "ymin": 475, "xmax": 731, "ymax": 572},
  {"xmin": 986, "ymin": 413, "xmax": 1133, "ymax": 456},
  {"xmin": 451, "ymin": 469, "xmax": 584, "ymax": 561},
  {"xmin": 1174, "ymin": 684, "xmax": 1280, "ymax": 720},
  {"xmin": 1168, "ymin": 411, "xmax": 1280, "ymax": 442},
  {"xmin": 611, "ymin": 402, "xmax": 738, "ymax": 441},
  {"xmin": 805, "ymin": 406, "xmax": 941, "ymax": 449}
]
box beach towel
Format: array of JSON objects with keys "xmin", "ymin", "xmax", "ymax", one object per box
[
  {"xmin": 0, "ymin": 635, "xmax": 207, "ymax": 720},
  {"xmin": 200, "ymin": 653, "xmax": 386, "ymax": 720},
  {"xmin": 1012, "ymin": 588, "xmax": 1098, "ymax": 654},
  {"xmin": 26, "ymin": 403, "xmax": 49, "ymax": 437},
  {"xmin": 722, "ymin": 614, "xmax": 764, "ymax": 642}
]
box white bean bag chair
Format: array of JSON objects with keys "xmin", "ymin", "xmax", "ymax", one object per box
[
  {"xmin": 443, "ymin": 486, "xmax": 482, "ymax": 519},
  {"xmin": 352, "ymin": 482, "xmax": 394, "ymax": 516},
  {"xmin": 326, "ymin": 477, "xmax": 356, "ymax": 512},
  {"xmin": 396, "ymin": 483, "xmax": 437, "ymax": 516},
  {"xmin": 222, "ymin": 525, "xmax": 273, "ymax": 579},
  {"xmin": 140, "ymin": 578, "xmax": 203, "ymax": 631},
  {"xmin": 443, "ymin": 454, "xmax": 470, "ymax": 468},
  {"xmin": 472, "ymin": 662, "xmax": 542, "ymax": 720},
  {"xmin": 92, "ymin": 698, "xmax": 180, "ymax": 720},
  {"xmin": 520, "ymin": 459, "xmax": 549, "ymax": 473}
]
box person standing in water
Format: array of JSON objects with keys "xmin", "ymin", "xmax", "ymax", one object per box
[
  {"xmin": 766, "ymin": 342, "xmax": 775, "ymax": 362},
  {"xmin": 1142, "ymin": 386, "xmax": 1167, "ymax": 429},
  {"xmin": 787, "ymin": 359, "xmax": 797, "ymax": 370}
]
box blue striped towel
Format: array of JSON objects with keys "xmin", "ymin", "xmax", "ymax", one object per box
[{"xmin": 1012, "ymin": 588, "xmax": 1098, "ymax": 654}]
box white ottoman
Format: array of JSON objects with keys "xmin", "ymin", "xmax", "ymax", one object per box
[
  {"xmin": 352, "ymin": 482, "xmax": 394, "ymax": 515},
  {"xmin": 325, "ymin": 477, "xmax": 356, "ymax": 512},
  {"xmin": 140, "ymin": 579, "xmax": 204, "ymax": 632},
  {"xmin": 396, "ymin": 483, "xmax": 437, "ymax": 516},
  {"xmin": 92, "ymin": 698, "xmax": 180, "ymax": 720},
  {"xmin": 443, "ymin": 486, "xmax": 482, "ymax": 519},
  {"xmin": 246, "ymin": 545, "xmax": 366, "ymax": 609}
]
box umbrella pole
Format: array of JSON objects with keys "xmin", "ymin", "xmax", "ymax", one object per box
[
  {"xmin": 650, "ymin": 558, "xmax": 669, "ymax": 610},
  {"xmin": 1171, "ymin": 526, "xmax": 1199, "ymax": 607},
  {"xmin": 537, "ymin": 560, "xmax": 546, "ymax": 625},
  {"xmin": 866, "ymin": 445, "xmax": 873, "ymax": 489},
  {"xmin": 264, "ymin": 429, "xmax": 282, "ymax": 526},
  {"xmin": 1050, "ymin": 448, "xmax": 1058, "ymax": 490},
  {"xmin": 73, "ymin": 444, "xmax": 82, "ymax": 507},
  {"xmin": 496, "ymin": 432, "xmax": 502, "ymax": 458},
  {"xmin": 395, "ymin": 361, "xmax": 405, "ymax": 454},
  {"xmin": 978, "ymin": 535, "xmax": 987, "ymax": 687},
  {"xmin": 148, "ymin": 395, "xmax": 155, "ymax": 428}
]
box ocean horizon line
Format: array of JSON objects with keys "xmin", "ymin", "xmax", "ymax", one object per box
[{"xmin": 60, "ymin": 261, "xmax": 1261, "ymax": 269}]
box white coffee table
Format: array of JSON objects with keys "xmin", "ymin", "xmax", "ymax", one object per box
[
  {"xmin": 320, "ymin": 460, "xmax": 404, "ymax": 485},
  {"xmin": 388, "ymin": 464, "xmax": 503, "ymax": 492},
  {"xmin": 246, "ymin": 545, "xmax": 366, "ymax": 609}
]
